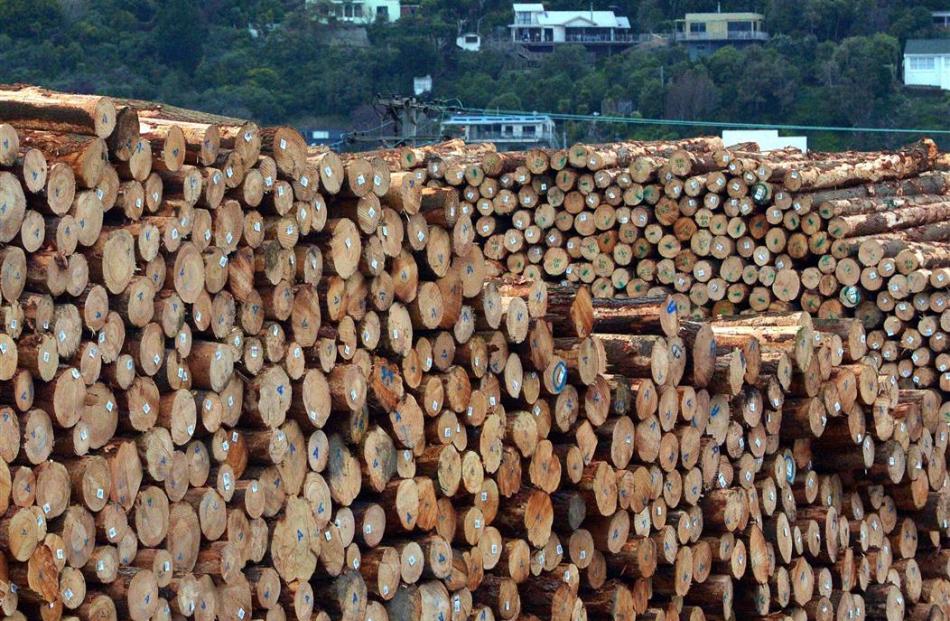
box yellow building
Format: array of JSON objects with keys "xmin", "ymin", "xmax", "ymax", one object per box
[{"xmin": 674, "ymin": 12, "xmax": 768, "ymax": 57}]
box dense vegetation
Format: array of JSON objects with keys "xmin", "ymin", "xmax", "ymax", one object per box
[{"xmin": 0, "ymin": 0, "xmax": 948, "ymax": 149}]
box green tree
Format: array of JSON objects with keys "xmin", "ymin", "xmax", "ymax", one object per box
[
  {"xmin": 486, "ymin": 92, "xmax": 522, "ymax": 111},
  {"xmin": 0, "ymin": 0, "xmax": 62, "ymax": 38},
  {"xmin": 152, "ymin": 0, "xmax": 207, "ymax": 72},
  {"xmin": 665, "ymin": 68, "xmax": 719, "ymax": 120}
]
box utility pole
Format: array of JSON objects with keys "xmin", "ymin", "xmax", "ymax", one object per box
[
  {"xmin": 346, "ymin": 96, "xmax": 457, "ymax": 149},
  {"xmin": 376, "ymin": 96, "xmax": 422, "ymax": 144}
]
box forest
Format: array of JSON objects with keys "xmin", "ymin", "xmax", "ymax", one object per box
[{"xmin": 0, "ymin": 0, "xmax": 948, "ymax": 149}]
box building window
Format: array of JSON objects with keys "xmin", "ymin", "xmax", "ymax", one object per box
[
  {"xmin": 910, "ymin": 56, "xmax": 936, "ymax": 71},
  {"xmin": 377, "ymin": 6, "xmax": 388, "ymax": 19},
  {"xmin": 465, "ymin": 35, "xmax": 478, "ymax": 43},
  {"xmin": 515, "ymin": 12, "xmax": 532, "ymax": 25},
  {"xmin": 728, "ymin": 21, "xmax": 752, "ymax": 32},
  {"xmin": 689, "ymin": 22, "xmax": 706, "ymax": 33},
  {"xmin": 342, "ymin": 3, "xmax": 363, "ymax": 18},
  {"xmin": 523, "ymin": 125, "xmax": 536, "ymax": 136}
]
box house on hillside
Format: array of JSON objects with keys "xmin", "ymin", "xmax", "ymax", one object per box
[
  {"xmin": 934, "ymin": 11, "xmax": 950, "ymax": 29},
  {"xmin": 508, "ymin": 3, "xmax": 635, "ymax": 54},
  {"xmin": 903, "ymin": 39, "xmax": 950, "ymax": 90},
  {"xmin": 311, "ymin": 0, "xmax": 401, "ymax": 24},
  {"xmin": 673, "ymin": 12, "xmax": 767, "ymax": 58},
  {"xmin": 441, "ymin": 114, "xmax": 558, "ymax": 150},
  {"xmin": 301, "ymin": 128, "xmax": 346, "ymax": 147},
  {"xmin": 457, "ymin": 33, "xmax": 482, "ymax": 52}
]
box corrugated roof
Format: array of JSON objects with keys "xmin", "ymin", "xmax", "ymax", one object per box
[
  {"xmin": 537, "ymin": 10, "xmax": 628, "ymax": 28},
  {"xmin": 444, "ymin": 115, "xmax": 554, "ymax": 125},
  {"xmin": 681, "ymin": 12, "xmax": 763, "ymax": 20},
  {"xmin": 511, "ymin": 3, "xmax": 631, "ymax": 29},
  {"xmin": 906, "ymin": 39, "xmax": 950, "ymax": 55}
]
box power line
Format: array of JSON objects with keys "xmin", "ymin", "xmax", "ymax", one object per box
[{"xmin": 454, "ymin": 106, "xmax": 950, "ymax": 136}]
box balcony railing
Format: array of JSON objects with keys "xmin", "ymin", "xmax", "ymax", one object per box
[
  {"xmin": 466, "ymin": 132, "xmax": 557, "ymax": 143},
  {"xmin": 565, "ymin": 31, "xmax": 637, "ymax": 42},
  {"xmin": 511, "ymin": 28, "xmax": 637, "ymax": 43},
  {"xmin": 672, "ymin": 30, "xmax": 769, "ymax": 42}
]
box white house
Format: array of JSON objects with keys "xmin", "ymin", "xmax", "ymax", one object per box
[
  {"xmin": 313, "ymin": 0, "xmax": 401, "ymax": 24},
  {"xmin": 509, "ymin": 3, "xmax": 633, "ymax": 48},
  {"xmin": 456, "ymin": 33, "xmax": 482, "ymax": 52},
  {"xmin": 413, "ymin": 75, "xmax": 432, "ymax": 96},
  {"xmin": 441, "ymin": 114, "xmax": 558, "ymax": 149},
  {"xmin": 903, "ymin": 39, "xmax": 950, "ymax": 90}
]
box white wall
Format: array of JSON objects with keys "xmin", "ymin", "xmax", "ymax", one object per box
[
  {"xmin": 904, "ymin": 54, "xmax": 950, "ymax": 90},
  {"xmin": 456, "ymin": 34, "xmax": 481, "ymax": 51},
  {"xmin": 329, "ymin": 0, "xmax": 401, "ymax": 24},
  {"xmin": 722, "ymin": 129, "xmax": 807, "ymax": 152}
]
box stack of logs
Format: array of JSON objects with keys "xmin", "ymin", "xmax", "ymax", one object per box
[
  {"xmin": 393, "ymin": 138, "xmax": 950, "ymax": 419},
  {"xmin": 0, "ymin": 84, "xmax": 944, "ymax": 621}
]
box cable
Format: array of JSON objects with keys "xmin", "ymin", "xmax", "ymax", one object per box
[
  {"xmin": 352, "ymin": 119, "xmax": 395, "ymax": 136},
  {"xmin": 453, "ymin": 106, "xmax": 950, "ymax": 136}
]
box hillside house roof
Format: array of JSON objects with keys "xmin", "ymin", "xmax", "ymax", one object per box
[
  {"xmin": 512, "ymin": 4, "xmax": 630, "ymax": 29},
  {"xmin": 906, "ymin": 39, "xmax": 950, "ymax": 55}
]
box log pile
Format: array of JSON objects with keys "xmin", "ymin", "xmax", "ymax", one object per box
[
  {"xmin": 0, "ymin": 84, "xmax": 944, "ymax": 621},
  {"xmin": 395, "ymin": 138, "xmax": 950, "ymax": 416}
]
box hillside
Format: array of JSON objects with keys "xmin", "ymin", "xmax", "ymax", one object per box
[{"xmin": 0, "ymin": 0, "xmax": 948, "ymax": 149}]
